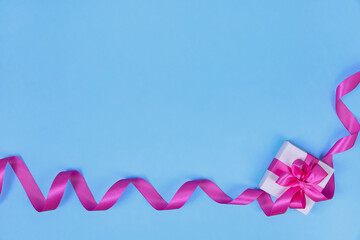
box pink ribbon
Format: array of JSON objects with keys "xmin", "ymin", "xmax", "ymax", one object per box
[
  {"xmin": 0, "ymin": 71, "xmax": 359, "ymax": 215},
  {"xmin": 268, "ymin": 156, "xmax": 328, "ymax": 209}
]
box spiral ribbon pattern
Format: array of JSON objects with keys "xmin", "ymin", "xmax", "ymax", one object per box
[{"xmin": 0, "ymin": 71, "xmax": 359, "ymax": 216}]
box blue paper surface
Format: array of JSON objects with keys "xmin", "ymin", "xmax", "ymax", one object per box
[{"xmin": 0, "ymin": 1, "xmax": 359, "ymax": 239}]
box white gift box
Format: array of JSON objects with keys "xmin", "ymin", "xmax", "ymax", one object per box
[{"xmin": 259, "ymin": 141, "xmax": 334, "ymax": 215}]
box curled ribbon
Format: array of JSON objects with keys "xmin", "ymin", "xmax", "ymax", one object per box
[{"xmin": 0, "ymin": 71, "xmax": 359, "ymax": 216}]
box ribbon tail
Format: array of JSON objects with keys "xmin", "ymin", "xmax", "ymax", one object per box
[{"xmin": 289, "ymin": 189, "xmax": 306, "ymax": 209}]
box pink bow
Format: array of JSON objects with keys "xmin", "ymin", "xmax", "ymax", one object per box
[{"xmin": 275, "ymin": 159, "xmax": 328, "ymax": 209}]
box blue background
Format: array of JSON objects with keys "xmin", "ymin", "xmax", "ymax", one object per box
[{"xmin": 0, "ymin": 1, "xmax": 360, "ymax": 239}]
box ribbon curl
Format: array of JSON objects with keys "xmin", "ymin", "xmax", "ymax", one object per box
[{"xmin": 0, "ymin": 71, "xmax": 359, "ymax": 216}]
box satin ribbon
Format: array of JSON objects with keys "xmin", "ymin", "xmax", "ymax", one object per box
[
  {"xmin": 268, "ymin": 156, "xmax": 328, "ymax": 209},
  {"xmin": 0, "ymin": 71, "xmax": 359, "ymax": 215}
]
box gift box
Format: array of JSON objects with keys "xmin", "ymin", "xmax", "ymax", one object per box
[{"xmin": 259, "ymin": 141, "xmax": 334, "ymax": 215}]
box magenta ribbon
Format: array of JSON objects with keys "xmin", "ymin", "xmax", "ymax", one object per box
[
  {"xmin": 268, "ymin": 155, "xmax": 328, "ymax": 209},
  {"xmin": 0, "ymin": 71, "xmax": 359, "ymax": 216}
]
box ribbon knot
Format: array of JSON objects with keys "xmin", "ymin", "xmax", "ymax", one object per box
[{"xmin": 275, "ymin": 159, "xmax": 328, "ymax": 209}]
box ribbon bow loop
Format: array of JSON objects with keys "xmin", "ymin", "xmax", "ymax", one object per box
[{"xmin": 275, "ymin": 158, "xmax": 328, "ymax": 208}]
